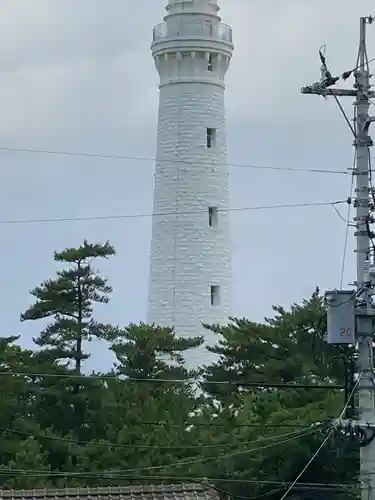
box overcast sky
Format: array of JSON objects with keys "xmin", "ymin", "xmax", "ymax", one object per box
[{"xmin": 0, "ymin": 0, "xmax": 373, "ymax": 371}]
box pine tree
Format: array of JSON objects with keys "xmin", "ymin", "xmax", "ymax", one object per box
[
  {"xmin": 21, "ymin": 240, "xmax": 117, "ymax": 373},
  {"xmin": 201, "ymin": 290, "xmax": 358, "ymax": 500},
  {"xmin": 0, "ymin": 335, "xmax": 34, "ymax": 418},
  {"xmin": 98, "ymin": 324, "xmax": 205, "ymax": 469},
  {"xmin": 202, "ymin": 289, "xmax": 355, "ymax": 401},
  {"xmin": 0, "ymin": 336, "xmax": 42, "ymax": 468},
  {"xmin": 111, "ymin": 323, "xmax": 203, "ymax": 379},
  {"xmin": 20, "ymin": 241, "xmax": 117, "ymax": 442}
]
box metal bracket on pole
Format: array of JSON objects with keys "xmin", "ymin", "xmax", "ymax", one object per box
[{"xmin": 335, "ymin": 418, "xmax": 375, "ymax": 447}]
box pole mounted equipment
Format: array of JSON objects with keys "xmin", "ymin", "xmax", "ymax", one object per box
[
  {"xmin": 325, "ymin": 290, "xmax": 356, "ymax": 344},
  {"xmin": 301, "ymin": 16, "xmax": 375, "ymax": 500}
]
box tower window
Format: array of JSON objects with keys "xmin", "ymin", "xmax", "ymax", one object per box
[
  {"xmin": 210, "ymin": 286, "xmax": 220, "ymax": 306},
  {"xmin": 208, "ymin": 207, "xmax": 218, "ymax": 227},
  {"xmin": 208, "ymin": 54, "xmax": 213, "ymax": 71},
  {"xmin": 207, "ymin": 128, "xmax": 216, "ymax": 148}
]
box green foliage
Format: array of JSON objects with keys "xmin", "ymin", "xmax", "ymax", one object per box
[
  {"xmin": 21, "ymin": 240, "xmax": 117, "ymax": 373},
  {"xmin": 0, "ymin": 244, "xmax": 360, "ymax": 498},
  {"xmin": 4, "ymin": 436, "xmax": 51, "ymax": 489},
  {"xmin": 111, "ymin": 323, "xmax": 203, "ymax": 379},
  {"xmin": 19, "ymin": 241, "xmax": 119, "ymax": 444},
  {"xmin": 201, "ymin": 290, "xmax": 359, "ymax": 500},
  {"xmin": 203, "ymin": 289, "xmax": 355, "ymax": 402}
]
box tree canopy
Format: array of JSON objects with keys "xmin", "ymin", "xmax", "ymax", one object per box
[{"xmin": 0, "ymin": 242, "xmax": 360, "ymax": 499}]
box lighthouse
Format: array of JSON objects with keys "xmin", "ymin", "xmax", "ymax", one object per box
[{"xmin": 147, "ymin": 0, "xmax": 234, "ymax": 368}]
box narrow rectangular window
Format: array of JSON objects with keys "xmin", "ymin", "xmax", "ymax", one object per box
[
  {"xmin": 210, "ymin": 285, "xmax": 220, "ymax": 306},
  {"xmin": 208, "ymin": 54, "xmax": 213, "ymax": 71},
  {"xmin": 208, "ymin": 207, "xmax": 218, "ymax": 227},
  {"xmin": 207, "ymin": 128, "xmax": 216, "ymax": 148}
]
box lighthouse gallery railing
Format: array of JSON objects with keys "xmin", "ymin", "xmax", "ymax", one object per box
[{"xmin": 152, "ymin": 22, "xmax": 232, "ymax": 43}]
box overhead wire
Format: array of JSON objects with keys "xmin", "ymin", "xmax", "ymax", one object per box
[
  {"xmin": 276, "ymin": 433, "xmax": 333, "ymax": 500},
  {"xmin": 221, "ymin": 485, "xmax": 287, "ymax": 500},
  {"xmin": 0, "ymin": 146, "xmax": 348, "ymax": 175},
  {"xmin": 0, "ymin": 425, "xmax": 312, "ymax": 451},
  {"xmin": 317, "ymin": 46, "xmax": 374, "ymax": 287},
  {"xmin": 0, "ymin": 200, "xmax": 347, "ymax": 226},
  {"xmin": 339, "ymin": 149, "xmax": 356, "ymax": 289},
  {"xmin": 332, "ymin": 95, "xmax": 356, "ymax": 136},
  {"xmin": 353, "ymin": 55, "xmax": 375, "ymax": 72},
  {"xmin": 207, "ymin": 479, "xmax": 354, "ymax": 500},
  {"xmin": 0, "ymin": 370, "xmax": 346, "ymax": 389},
  {"xmin": 0, "ymin": 406, "xmax": 326, "ymax": 429},
  {"xmin": 0, "ymin": 45, "xmax": 362, "ymax": 494},
  {"xmin": 331, "ymin": 203, "xmax": 350, "ymax": 223},
  {"xmin": 0, "ymin": 30, "xmax": 369, "ymax": 500},
  {"xmin": 318, "ymin": 47, "xmax": 356, "ymax": 136},
  {"xmin": 98, "ymin": 420, "xmax": 319, "ymax": 429},
  {"xmin": 0, "ymin": 473, "xmax": 356, "ymax": 490},
  {"xmin": 0, "ymin": 427, "xmax": 320, "ymax": 477},
  {"xmin": 276, "ymin": 372, "xmax": 362, "ymax": 500}
]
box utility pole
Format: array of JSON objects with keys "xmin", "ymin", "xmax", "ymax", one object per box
[{"xmin": 302, "ymin": 16, "xmax": 375, "ymax": 500}]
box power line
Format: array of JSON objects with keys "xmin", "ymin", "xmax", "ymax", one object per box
[
  {"xmin": 0, "ymin": 425, "xmax": 311, "ymax": 451},
  {"xmin": 340, "ymin": 160, "xmax": 356, "ymax": 288},
  {"xmin": 277, "ymin": 372, "xmax": 361, "ymax": 500},
  {"xmin": 98, "ymin": 420, "xmax": 321, "ymax": 429},
  {"xmin": 279, "ymin": 432, "xmax": 333, "ymax": 500},
  {"xmin": 331, "ymin": 203, "xmax": 350, "ymax": 223},
  {"xmin": 0, "ymin": 428, "xmax": 319, "ymax": 477},
  {"xmin": 0, "ymin": 406, "xmax": 325, "ymax": 429},
  {"xmin": 333, "ymin": 93, "xmax": 356, "ymax": 136},
  {"xmin": 206, "ymin": 480, "xmax": 352, "ymax": 500},
  {"xmin": 2, "ymin": 426, "xmax": 312, "ymax": 451},
  {"xmin": 0, "ymin": 146, "xmax": 348, "ymax": 175},
  {"xmin": 0, "ymin": 371, "xmax": 346, "ymax": 389},
  {"xmin": 0, "ymin": 200, "xmax": 347, "ymax": 226},
  {"xmin": 0, "ymin": 474, "xmax": 355, "ymax": 490}
]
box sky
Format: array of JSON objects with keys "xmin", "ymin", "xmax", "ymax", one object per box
[{"xmin": 0, "ymin": 0, "xmax": 373, "ymax": 371}]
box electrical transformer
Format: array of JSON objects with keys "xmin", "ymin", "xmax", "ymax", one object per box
[{"xmin": 325, "ymin": 289, "xmax": 356, "ymax": 344}]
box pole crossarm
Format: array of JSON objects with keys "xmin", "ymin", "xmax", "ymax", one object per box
[{"xmin": 301, "ymin": 86, "xmax": 375, "ymax": 98}]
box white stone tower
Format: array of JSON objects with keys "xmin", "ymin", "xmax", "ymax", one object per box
[{"xmin": 147, "ymin": 0, "xmax": 234, "ymax": 368}]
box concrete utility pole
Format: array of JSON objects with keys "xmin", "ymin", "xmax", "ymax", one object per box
[{"xmin": 302, "ymin": 16, "xmax": 375, "ymax": 500}]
